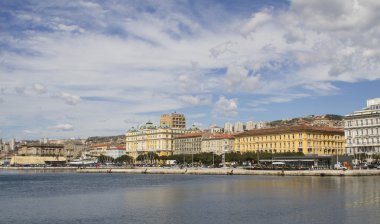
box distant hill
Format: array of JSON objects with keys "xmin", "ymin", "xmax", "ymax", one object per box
[
  {"xmin": 268, "ymin": 114, "xmax": 344, "ymax": 128},
  {"xmin": 86, "ymin": 135, "xmax": 125, "ymax": 144}
]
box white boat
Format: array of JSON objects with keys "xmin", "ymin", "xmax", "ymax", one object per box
[{"xmin": 68, "ymin": 159, "xmax": 97, "ymax": 166}]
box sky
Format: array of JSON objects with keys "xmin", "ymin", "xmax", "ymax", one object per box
[{"xmin": 1, "ymin": 0, "xmax": 380, "ymax": 140}]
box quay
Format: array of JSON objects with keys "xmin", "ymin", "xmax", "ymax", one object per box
[
  {"xmin": 76, "ymin": 167, "xmax": 380, "ymax": 176},
  {"xmin": 0, "ymin": 166, "xmax": 77, "ymax": 170}
]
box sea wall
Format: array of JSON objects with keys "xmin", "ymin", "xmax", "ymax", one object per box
[{"xmin": 76, "ymin": 168, "xmax": 380, "ymax": 176}]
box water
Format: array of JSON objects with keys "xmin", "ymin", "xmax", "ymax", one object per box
[{"xmin": 1, "ymin": 170, "xmax": 380, "ymax": 224}]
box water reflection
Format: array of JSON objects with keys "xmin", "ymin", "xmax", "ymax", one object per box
[{"xmin": 1, "ymin": 171, "xmax": 380, "ymax": 224}]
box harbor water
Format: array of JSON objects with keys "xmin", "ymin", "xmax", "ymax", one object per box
[{"xmin": 1, "ymin": 170, "xmax": 379, "ymax": 224}]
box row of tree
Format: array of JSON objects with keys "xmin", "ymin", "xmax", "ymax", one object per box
[{"xmin": 98, "ymin": 151, "xmax": 304, "ymax": 166}]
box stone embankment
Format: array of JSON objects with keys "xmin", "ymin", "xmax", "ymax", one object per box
[
  {"xmin": 0, "ymin": 166, "xmax": 77, "ymax": 170},
  {"xmin": 76, "ymin": 167, "xmax": 380, "ymax": 176}
]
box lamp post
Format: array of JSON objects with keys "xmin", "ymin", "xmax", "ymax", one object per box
[
  {"xmin": 212, "ymin": 151, "xmax": 215, "ymax": 167},
  {"xmin": 223, "ymin": 139, "xmax": 227, "ymax": 168}
]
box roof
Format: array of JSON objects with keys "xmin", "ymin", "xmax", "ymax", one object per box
[
  {"xmin": 175, "ymin": 132, "xmax": 234, "ymax": 140},
  {"xmin": 203, "ymin": 133, "xmax": 234, "ymax": 140},
  {"xmin": 234, "ymin": 125, "xmax": 344, "ymax": 137},
  {"xmin": 175, "ymin": 132, "xmax": 203, "ymax": 139},
  {"xmin": 109, "ymin": 145, "xmax": 125, "ymax": 150},
  {"xmin": 92, "ymin": 143, "xmax": 109, "ymax": 147}
]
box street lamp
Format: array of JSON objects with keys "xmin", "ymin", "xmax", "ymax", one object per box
[{"xmin": 223, "ymin": 139, "xmax": 228, "ymax": 168}]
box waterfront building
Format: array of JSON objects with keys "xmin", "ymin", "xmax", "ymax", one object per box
[
  {"xmin": 246, "ymin": 121, "xmax": 256, "ymax": 131},
  {"xmin": 234, "ymin": 122, "xmax": 244, "ymax": 133},
  {"xmin": 345, "ymin": 98, "xmax": 380, "ymax": 155},
  {"xmin": 173, "ymin": 132, "xmax": 203, "ymax": 155},
  {"xmin": 173, "ymin": 132, "xmax": 234, "ymax": 156},
  {"xmin": 105, "ymin": 145, "xmax": 126, "ymax": 159},
  {"xmin": 87, "ymin": 143, "xmax": 109, "ymax": 157},
  {"xmin": 63, "ymin": 140, "xmax": 86, "ymax": 160},
  {"xmin": 125, "ymin": 121, "xmax": 190, "ymax": 159},
  {"xmin": 18, "ymin": 143, "xmax": 66, "ymax": 157},
  {"xmin": 224, "ymin": 122, "xmax": 233, "ymax": 133},
  {"xmin": 234, "ymin": 125, "xmax": 345, "ymax": 156},
  {"xmin": 201, "ymin": 133, "xmax": 234, "ymax": 155},
  {"xmin": 160, "ymin": 112, "xmax": 186, "ymax": 129}
]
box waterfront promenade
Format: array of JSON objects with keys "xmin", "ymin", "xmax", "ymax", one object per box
[
  {"xmin": 76, "ymin": 167, "xmax": 380, "ymax": 176},
  {"xmin": 0, "ymin": 166, "xmax": 76, "ymax": 170}
]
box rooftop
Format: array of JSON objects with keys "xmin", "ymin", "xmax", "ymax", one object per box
[{"xmin": 234, "ymin": 125, "xmax": 344, "ymax": 137}]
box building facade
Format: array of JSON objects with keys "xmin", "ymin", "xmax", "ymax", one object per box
[
  {"xmin": 173, "ymin": 132, "xmax": 203, "ymax": 155},
  {"xmin": 234, "ymin": 125, "xmax": 345, "ymax": 156},
  {"xmin": 246, "ymin": 121, "xmax": 256, "ymax": 131},
  {"xmin": 201, "ymin": 134, "xmax": 234, "ymax": 155},
  {"xmin": 224, "ymin": 122, "xmax": 233, "ymax": 133},
  {"xmin": 174, "ymin": 132, "xmax": 234, "ymax": 155},
  {"xmin": 160, "ymin": 112, "xmax": 186, "ymax": 129},
  {"xmin": 345, "ymin": 98, "xmax": 380, "ymax": 155},
  {"xmin": 126, "ymin": 121, "xmax": 190, "ymax": 159},
  {"xmin": 18, "ymin": 143, "xmax": 66, "ymax": 157},
  {"xmin": 105, "ymin": 146, "xmax": 126, "ymax": 159},
  {"xmin": 234, "ymin": 122, "xmax": 244, "ymax": 133}
]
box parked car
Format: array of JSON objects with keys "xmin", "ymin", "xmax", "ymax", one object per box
[{"xmin": 334, "ymin": 163, "xmax": 347, "ymax": 170}]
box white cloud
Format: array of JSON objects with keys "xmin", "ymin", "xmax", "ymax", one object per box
[
  {"xmin": 177, "ymin": 95, "xmax": 212, "ymax": 106},
  {"xmin": 59, "ymin": 92, "xmax": 81, "ymax": 105},
  {"xmin": 224, "ymin": 65, "xmax": 261, "ymax": 92},
  {"xmin": 2, "ymin": 1, "xmax": 380, "ymax": 139},
  {"xmin": 49, "ymin": 124, "xmax": 74, "ymax": 131},
  {"xmin": 213, "ymin": 96, "xmax": 238, "ymax": 117},
  {"xmin": 240, "ymin": 10, "xmax": 272, "ymax": 36},
  {"xmin": 33, "ymin": 83, "xmax": 47, "ymax": 94}
]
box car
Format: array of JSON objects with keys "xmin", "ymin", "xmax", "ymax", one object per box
[
  {"xmin": 366, "ymin": 164, "xmax": 377, "ymax": 169},
  {"xmin": 334, "ymin": 163, "xmax": 347, "ymax": 170}
]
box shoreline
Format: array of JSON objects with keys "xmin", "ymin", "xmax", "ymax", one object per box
[
  {"xmin": 76, "ymin": 167, "xmax": 380, "ymax": 176},
  {"xmin": 2, "ymin": 166, "xmax": 380, "ymax": 176},
  {"xmin": 0, "ymin": 166, "xmax": 77, "ymax": 170}
]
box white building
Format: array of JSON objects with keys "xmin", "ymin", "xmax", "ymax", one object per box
[
  {"xmin": 234, "ymin": 122, "xmax": 244, "ymax": 133},
  {"xmin": 105, "ymin": 146, "xmax": 126, "ymax": 159},
  {"xmin": 10, "ymin": 138, "xmax": 16, "ymax": 151},
  {"xmin": 345, "ymin": 98, "xmax": 380, "ymax": 155},
  {"xmin": 209, "ymin": 125, "xmax": 223, "ymax": 133},
  {"xmin": 224, "ymin": 122, "xmax": 233, "ymax": 133},
  {"xmin": 256, "ymin": 121, "xmax": 267, "ymax": 129},
  {"xmin": 246, "ymin": 121, "xmax": 256, "ymax": 130}
]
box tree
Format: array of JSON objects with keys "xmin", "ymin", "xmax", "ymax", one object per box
[
  {"xmin": 114, "ymin": 155, "xmax": 133, "ymax": 164},
  {"xmin": 98, "ymin": 155, "xmax": 114, "ymax": 164}
]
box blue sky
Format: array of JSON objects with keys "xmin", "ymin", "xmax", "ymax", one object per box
[{"xmin": 1, "ymin": 0, "xmax": 380, "ymax": 140}]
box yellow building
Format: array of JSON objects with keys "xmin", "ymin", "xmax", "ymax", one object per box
[
  {"xmin": 160, "ymin": 112, "xmax": 186, "ymax": 129},
  {"xmin": 125, "ymin": 121, "xmax": 190, "ymax": 159},
  {"xmin": 234, "ymin": 125, "xmax": 345, "ymax": 156}
]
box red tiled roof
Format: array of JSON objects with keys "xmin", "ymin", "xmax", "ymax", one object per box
[
  {"xmin": 175, "ymin": 132, "xmax": 204, "ymax": 139},
  {"xmin": 92, "ymin": 143, "xmax": 109, "ymax": 147},
  {"xmin": 234, "ymin": 125, "xmax": 344, "ymax": 137},
  {"xmin": 175, "ymin": 132, "xmax": 235, "ymax": 139}
]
